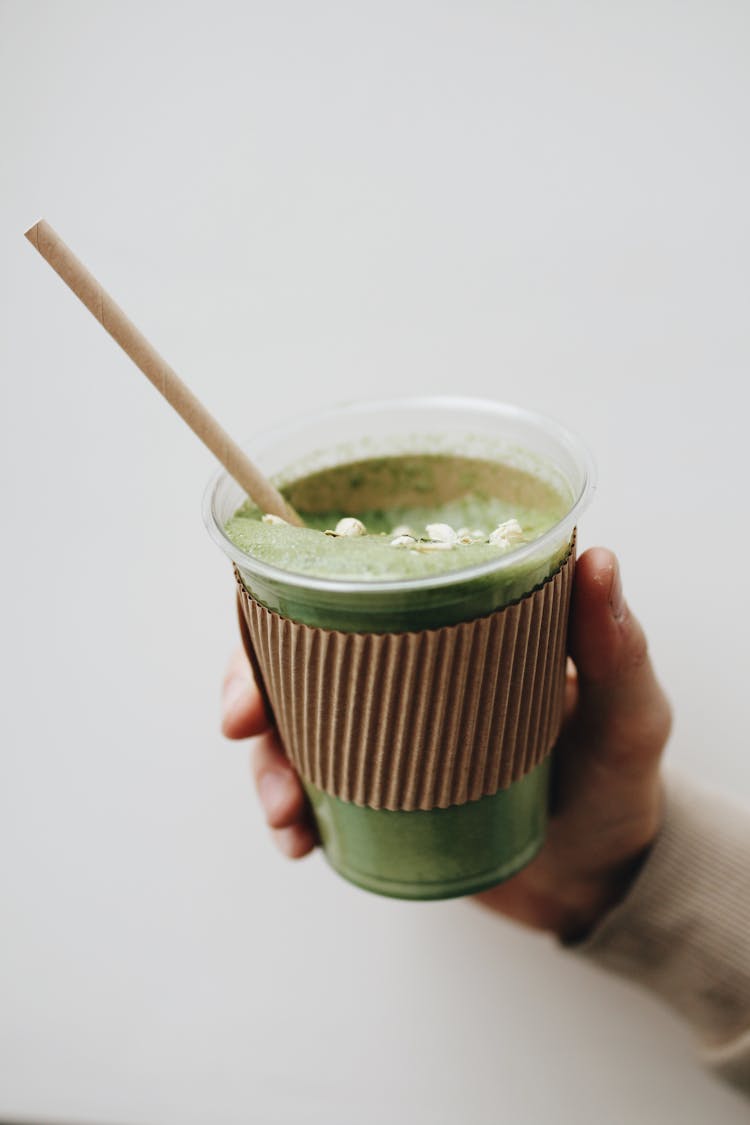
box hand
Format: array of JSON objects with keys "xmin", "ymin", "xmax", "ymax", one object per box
[
  {"xmin": 221, "ymin": 548, "xmax": 672, "ymax": 938},
  {"xmin": 221, "ymin": 650, "xmax": 318, "ymax": 861}
]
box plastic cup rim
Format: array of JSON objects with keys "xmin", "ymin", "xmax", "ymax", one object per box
[{"xmin": 202, "ymin": 395, "xmax": 596, "ymax": 596}]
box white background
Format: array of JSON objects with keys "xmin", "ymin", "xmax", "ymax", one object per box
[{"xmin": 1, "ymin": 1, "xmax": 749, "ymax": 1121}]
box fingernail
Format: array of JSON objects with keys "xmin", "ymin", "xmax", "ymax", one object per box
[
  {"xmin": 222, "ymin": 676, "xmax": 249, "ymax": 714},
  {"xmin": 259, "ymin": 771, "xmax": 289, "ymax": 817},
  {"xmin": 610, "ymin": 560, "xmax": 626, "ymax": 622},
  {"xmin": 275, "ymin": 827, "xmax": 297, "ymax": 858}
]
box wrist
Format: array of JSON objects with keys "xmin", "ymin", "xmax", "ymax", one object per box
[
  {"xmin": 472, "ymin": 780, "xmax": 666, "ymax": 938},
  {"xmin": 556, "ymin": 776, "xmax": 667, "ymax": 942},
  {"xmin": 556, "ymin": 842, "xmax": 656, "ymax": 943}
]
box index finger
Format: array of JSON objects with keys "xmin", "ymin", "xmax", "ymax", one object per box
[{"xmin": 221, "ymin": 647, "xmax": 272, "ymax": 739}]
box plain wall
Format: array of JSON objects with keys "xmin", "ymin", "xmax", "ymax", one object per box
[{"xmin": 1, "ymin": 2, "xmax": 749, "ymax": 1122}]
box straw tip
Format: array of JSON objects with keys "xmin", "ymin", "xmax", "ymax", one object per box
[{"xmin": 24, "ymin": 219, "xmax": 44, "ymax": 246}]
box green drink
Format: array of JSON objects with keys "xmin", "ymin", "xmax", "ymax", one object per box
[{"xmin": 204, "ymin": 398, "xmax": 594, "ymax": 900}]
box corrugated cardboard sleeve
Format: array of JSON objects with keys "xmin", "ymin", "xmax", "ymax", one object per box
[{"xmin": 235, "ymin": 546, "xmax": 575, "ymax": 811}]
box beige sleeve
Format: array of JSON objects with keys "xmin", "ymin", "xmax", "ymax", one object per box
[{"xmin": 573, "ymin": 772, "xmax": 750, "ymax": 1095}]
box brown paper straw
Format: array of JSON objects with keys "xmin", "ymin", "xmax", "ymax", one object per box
[{"xmin": 24, "ymin": 219, "xmax": 302, "ymax": 525}]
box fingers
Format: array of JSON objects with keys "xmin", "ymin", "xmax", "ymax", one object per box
[
  {"xmin": 271, "ymin": 824, "xmax": 319, "ymax": 859},
  {"xmin": 221, "ymin": 648, "xmax": 271, "ymax": 739},
  {"xmin": 566, "ymin": 547, "xmax": 672, "ymax": 772},
  {"xmin": 251, "ymin": 732, "xmax": 317, "ymax": 859},
  {"xmin": 251, "ymin": 732, "xmax": 305, "ymax": 827},
  {"xmin": 221, "ymin": 649, "xmax": 316, "ymax": 859}
]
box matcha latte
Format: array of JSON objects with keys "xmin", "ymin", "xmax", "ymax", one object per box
[
  {"xmin": 224, "ymin": 453, "xmax": 569, "ymax": 586},
  {"xmin": 205, "ymin": 398, "xmax": 594, "ymax": 899}
]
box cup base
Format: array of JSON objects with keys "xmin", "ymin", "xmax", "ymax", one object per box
[
  {"xmin": 304, "ymin": 756, "xmax": 551, "ymax": 901},
  {"xmin": 321, "ymin": 832, "xmax": 546, "ymax": 901}
]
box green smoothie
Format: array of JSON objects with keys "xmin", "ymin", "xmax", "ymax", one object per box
[
  {"xmin": 225, "ymin": 454, "xmax": 568, "ymax": 585},
  {"xmin": 224, "ymin": 453, "xmax": 571, "ymax": 639},
  {"xmin": 222, "ymin": 450, "xmax": 573, "ymax": 899},
  {"xmin": 205, "ymin": 400, "xmax": 593, "ymax": 900}
]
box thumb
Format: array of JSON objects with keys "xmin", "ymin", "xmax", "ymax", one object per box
[{"xmin": 566, "ymin": 548, "xmax": 672, "ymax": 776}]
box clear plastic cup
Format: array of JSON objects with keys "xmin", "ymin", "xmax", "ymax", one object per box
[{"xmin": 204, "ymin": 397, "xmax": 595, "ymax": 899}]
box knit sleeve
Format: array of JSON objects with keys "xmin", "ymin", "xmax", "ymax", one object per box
[{"xmin": 572, "ymin": 772, "xmax": 750, "ymax": 1095}]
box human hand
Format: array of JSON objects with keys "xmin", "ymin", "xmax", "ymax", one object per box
[
  {"xmin": 221, "ymin": 648, "xmax": 318, "ymax": 861},
  {"xmin": 221, "ymin": 548, "xmax": 671, "ymax": 938}
]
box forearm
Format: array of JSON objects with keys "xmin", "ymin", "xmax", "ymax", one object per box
[{"xmin": 571, "ymin": 772, "xmax": 750, "ymax": 1094}]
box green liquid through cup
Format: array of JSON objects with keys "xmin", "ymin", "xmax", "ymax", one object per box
[{"xmin": 204, "ymin": 398, "xmax": 594, "ymax": 900}]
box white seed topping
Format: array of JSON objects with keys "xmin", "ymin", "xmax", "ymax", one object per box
[
  {"xmin": 391, "ymin": 525, "xmax": 415, "ymax": 539},
  {"xmin": 489, "ymin": 519, "xmax": 525, "ymax": 548},
  {"xmin": 390, "ymin": 534, "xmax": 418, "ymax": 548},
  {"xmin": 425, "ymin": 523, "xmax": 458, "ymax": 544},
  {"xmin": 416, "ymin": 540, "xmax": 454, "ymax": 552},
  {"xmin": 499, "ymin": 518, "xmax": 524, "ymax": 540},
  {"xmin": 333, "ymin": 517, "xmax": 366, "ymax": 537},
  {"xmin": 457, "ymin": 527, "xmax": 487, "ymax": 543},
  {"xmin": 262, "ymin": 513, "xmax": 288, "ymax": 526}
]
